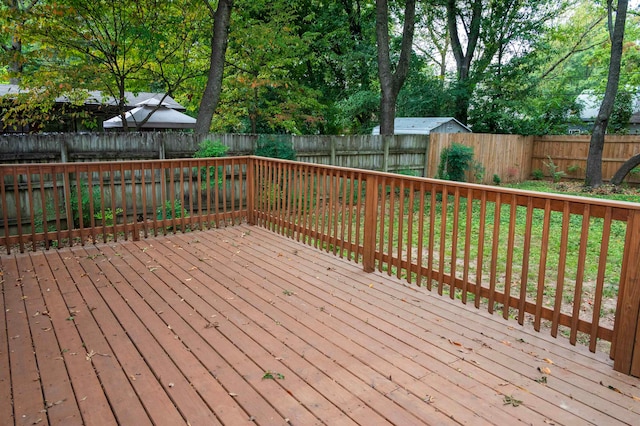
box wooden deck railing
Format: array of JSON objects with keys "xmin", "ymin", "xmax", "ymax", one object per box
[
  {"xmin": 0, "ymin": 157, "xmax": 248, "ymax": 252},
  {"xmin": 250, "ymin": 157, "xmax": 640, "ymax": 377},
  {"xmin": 2, "ymin": 156, "xmax": 640, "ymax": 376}
]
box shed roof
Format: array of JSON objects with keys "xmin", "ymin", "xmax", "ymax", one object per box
[{"xmin": 372, "ymin": 117, "xmax": 471, "ymax": 135}]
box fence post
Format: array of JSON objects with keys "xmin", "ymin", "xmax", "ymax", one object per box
[
  {"xmin": 246, "ymin": 157, "xmax": 256, "ymax": 225},
  {"xmin": 613, "ymin": 210, "xmax": 640, "ymax": 376},
  {"xmin": 362, "ymin": 174, "xmax": 379, "ymax": 273},
  {"xmin": 60, "ymin": 141, "xmax": 69, "ymax": 163},
  {"xmin": 330, "ymin": 137, "xmax": 336, "ymax": 166},
  {"xmin": 423, "ymin": 135, "xmax": 430, "ymax": 178},
  {"xmin": 382, "ymin": 136, "xmax": 390, "ymax": 173}
]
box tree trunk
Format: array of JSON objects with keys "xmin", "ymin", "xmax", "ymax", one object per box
[
  {"xmin": 195, "ymin": 0, "xmax": 234, "ymax": 135},
  {"xmin": 585, "ymin": 0, "xmax": 628, "ymax": 187},
  {"xmin": 611, "ymin": 153, "xmax": 640, "ymax": 185},
  {"xmin": 375, "ymin": 0, "xmax": 416, "ymax": 135},
  {"xmin": 8, "ymin": 37, "xmax": 23, "ymax": 84},
  {"xmin": 446, "ymin": 0, "xmax": 482, "ymax": 125}
]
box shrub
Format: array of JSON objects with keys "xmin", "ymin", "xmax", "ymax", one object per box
[
  {"xmin": 69, "ymin": 183, "xmax": 101, "ymax": 227},
  {"xmin": 531, "ymin": 169, "xmax": 544, "ymax": 180},
  {"xmin": 543, "ymin": 156, "xmax": 566, "ymax": 183},
  {"xmin": 436, "ymin": 143, "xmax": 474, "ymax": 182},
  {"xmin": 254, "ymin": 135, "xmax": 296, "ymax": 160},
  {"xmin": 493, "ymin": 174, "xmax": 502, "ymax": 185},
  {"xmin": 470, "ymin": 161, "xmax": 485, "ymax": 183},
  {"xmin": 156, "ymin": 200, "xmax": 188, "ymax": 221},
  {"xmin": 193, "ymin": 139, "xmax": 228, "ymax": 184},
  {"xmin": 194, "ymin": 139, "xmax": 229, "ymax": 159}
]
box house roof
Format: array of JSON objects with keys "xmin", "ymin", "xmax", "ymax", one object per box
[
  {"xmin": 0, "ymin": 84, "xmax": 186, "ymax": 111},
  {"xmin": 576, "ymin": 92, "xmax": 640, "ymax": 122},
  {"xmin": 372, "ymin": 117, "xmax": 471, "ymax": 135}
]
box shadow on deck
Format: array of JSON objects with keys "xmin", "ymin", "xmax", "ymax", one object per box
[{"xmin": 1, "ymin": 225, "xmax": 639, "ymax": 425}]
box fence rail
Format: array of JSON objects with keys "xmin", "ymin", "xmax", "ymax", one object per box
[{"xmin": 2, "ymin": 157, "xmax": 640, "ymax": 376}]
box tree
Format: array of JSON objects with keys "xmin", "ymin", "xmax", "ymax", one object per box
[
  {"xmin": 585, "ymin": 0, "xmax": 629, "ymax": 187},
  {"xmin": 444, "ymin": 0, "xmax": 562, "ymax": 125},
  {"xmin": 195, "ymin": 0, "xmax": 233, "ymax": 134},
  {"xmin": 0, "ymin": 0, "xmax": 40, "ymax": 84},
  {"xmin": 210, "ymin": 0, "xmax": 325, "ymax": 134},
  {"xmin": 375, "ymin": 0, "xmax": 416, "ymax": 135}
]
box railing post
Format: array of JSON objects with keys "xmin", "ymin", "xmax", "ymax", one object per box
[
  {"xmin": 362, "ymin": 174, "xmax": 379, "ymax": 273},
  {"xmin": 613, "ymin": 210, "xmax": 640, "ymax": 376},
  {"xmin": 246, "ymin": 157, "xmax": 256, "ymax": 225}
]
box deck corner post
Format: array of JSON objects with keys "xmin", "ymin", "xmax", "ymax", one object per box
[
  {"xmin": 362, "ymin": 174, "xmax": 379, "ymax": 273},
  {"xmin": 246, "ymin": 156, "xmax": 256, "ymax": 225},
  {"xmin": 613, "ymin": 210, "xmax": 640, "ymax": 376}
]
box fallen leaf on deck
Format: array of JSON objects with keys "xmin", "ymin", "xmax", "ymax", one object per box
[
  {"xmin": 600, "ymin": 381, "xmax": 622, "ymax": 393},
  {"xmin": 229, "ymin": 393, "xmax": 238, "ymax": 397},
  {"xmin": 542, "ymin": 358, "xmax": 554, "ymax": 364},
  {"xmin": 538, "ymin": 366, "xmax": 552, "ymax": 375},
  {"xmin": 503, "ymin": 395, "xmax": 522, "ymax": 407}
]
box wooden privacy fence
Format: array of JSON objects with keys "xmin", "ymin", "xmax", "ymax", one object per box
[
  {"xmin": 2, "ymin": 157, "xmax": 640, "ymax": 376},
  {"xmin": 429, "ymin": 132, "xmax": 535, "ymax": 183},
  {"xmin": 3, "ymin": 132, "xmax": 640, "ymax": 185},
  {"xmin": 533, "ymin": 135, "xmax": 640, "ymax": 183}
]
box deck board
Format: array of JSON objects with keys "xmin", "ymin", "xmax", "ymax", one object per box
[{"xmin": 1, "ymin": 224, "xmax": 639, "ymax": 425}]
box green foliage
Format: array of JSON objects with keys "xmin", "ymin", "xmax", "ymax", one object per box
[
  {"xmin": 436, "ymin": 143, "xmax": 474, "ymax": 182},
  {"xmin": 608, "ymin": 90, "xmax": 633, "ymax": 134},
  {"xmin": 396, "ymin": 169, "xmax": 420, "ymax": 177},
  {"xmin": 95, "ymin": 208, "xmax": 122, "ymax": 226},
  {"xmin": 69, "ymin": 183, "xmax": 101, "ymax": 228},
  {"xmin": 194, "ymin": 139, "xmax": 229, "ymax": 158},
  {"xmin": 193, "ymin": 139, "xmax": 228, "ymax": 184},
  {"xmin": 531, "ymin": 169, "xmax": 545, "ymax": 180},
  {"xmin": 156, "ymin": 200, "xmax": 188, "ymax": 221},
  {"xmin": 567, "ymin": 164, "xmax": 581, "ymax": 174},
  {"xmin": 493, "ymin": 174, "xmax": 502, "ymax": 185},
  {"xmin": 254, "ymin": 135, "xmax": 296, "ymax": 160},
  {"xmin": 470, "ymin": 161, "xmax": 486, "ymax": 183},
  {"xmin": 543, "ymin": 156, "xmax": 566, "ymax": 183}
]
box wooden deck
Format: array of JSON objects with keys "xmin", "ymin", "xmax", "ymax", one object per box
[{"xmin": 1, "ymin": 225, "xmax": 639, "ymax": 425}]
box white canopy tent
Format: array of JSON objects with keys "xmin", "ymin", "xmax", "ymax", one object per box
[{"xmin": 103, "ymin": 98, "xmax": 196, "ymax": 130}]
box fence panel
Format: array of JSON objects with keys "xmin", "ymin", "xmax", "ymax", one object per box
[
  {"xmin": 428, "ymin": 133, "xmax": 534, "ymax": 184},
  {"xmin": 532, "ymin": 135, "xmax": 640, "ymax": 183}
]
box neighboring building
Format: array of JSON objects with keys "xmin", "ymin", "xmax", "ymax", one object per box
[
  {"xmin": 103, "ymin": 98, "xmax": 196, "ymax": 131},
  {"xmin": 569, "ymin": 92, "xmax": 640, "ymax": 135},
  {"xmin": 372, "ymin": 117, "xmax": 471, "ymax": 135},
  {"xmin": 0, "ymin": 84, "xmax": 187, "ymax": 133}
]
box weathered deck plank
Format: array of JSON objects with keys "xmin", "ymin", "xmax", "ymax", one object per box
[{"xmin": 1, "ymin": 224, "xmax": 639, "ymax": 425}]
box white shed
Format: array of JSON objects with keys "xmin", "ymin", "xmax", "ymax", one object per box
[{"xmin": 372, "ymin": 117, "xmax": 471, "ymax": 135}]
